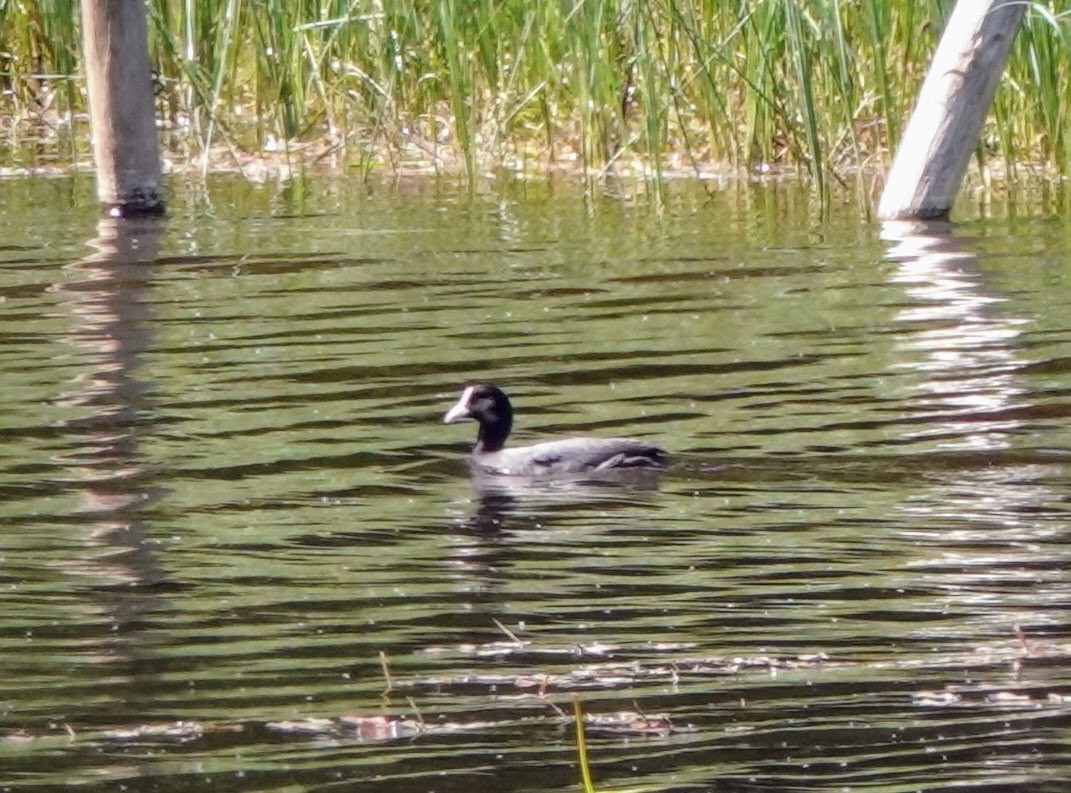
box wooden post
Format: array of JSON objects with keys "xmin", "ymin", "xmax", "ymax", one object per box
[
  {"xmin": 81, "ymin": 0, "xmax": 165, "ymax": 216},
  {"xmin": 877, "ymin": 0, "xmax": 1025, "ymax": 221}
]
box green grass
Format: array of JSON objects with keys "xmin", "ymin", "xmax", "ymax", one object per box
[{"xmin": 1, "ymin": 1, "xmax": 1069, "ymax": 182}]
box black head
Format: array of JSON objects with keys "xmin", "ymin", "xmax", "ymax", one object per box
[{"xmin": 443, "ymin": 384, "xmax": 513, "ymax": 452}]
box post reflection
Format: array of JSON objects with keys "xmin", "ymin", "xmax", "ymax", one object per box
[
  {"xmin": 881, "ymin": 220, "xmax": 1061, "ymax": 641},
  {"xmin": 54, "ymin": 216, "xmax": 167, "ymax": 589},
  {"xmin": 882, "ymin": 219, "xmax": 1030, "ymax": 452}
]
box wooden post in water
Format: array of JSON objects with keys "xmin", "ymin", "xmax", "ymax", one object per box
[
  {"xmin": 877, "ymin": 0, "xmax": 1025, "ymax": 221},
  {"xmin": 80, "ymin": 0, "xmax": 165, "ymax": 216}
]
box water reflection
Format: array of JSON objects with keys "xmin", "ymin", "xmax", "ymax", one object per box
[
  {"xmin": 883, "ymin": 219, "xmax": 1031, "ymax": 452},
  {"xmin": 881, "ymin": 220, "xmax": 1064, "ymax": 650},
  {"xmin": 53, "ymin": 216, "xmax": 167, "ymax": 588},
  {"xmin": 447, "ymin": 468, "xmax": 665, "ymax": 534},
  {"xmin": 3, "ymin": 179, "xmax": 1070, "ymax": 792},
  {"xmin": 443, "ymin": 475, "xmax": 668, "ymax": 614}
]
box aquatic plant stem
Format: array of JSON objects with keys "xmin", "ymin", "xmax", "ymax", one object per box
[{"xmin": 573, "ymin": 696, "xmax": 596, "ymax": 793}]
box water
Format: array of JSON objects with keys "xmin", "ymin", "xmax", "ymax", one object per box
[{"xmin": 1, "ymin": 176, "xmax": 1070, "ymax": 792}]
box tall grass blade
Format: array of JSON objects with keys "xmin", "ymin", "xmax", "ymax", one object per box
[{"xmin": 573, "ymin": 696, "xmax": 596, "ymax": 793}]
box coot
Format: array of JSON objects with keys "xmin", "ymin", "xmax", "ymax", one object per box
[{"xmin": 443, "ymin": 384, "xmax": 667, "ymax": 476}]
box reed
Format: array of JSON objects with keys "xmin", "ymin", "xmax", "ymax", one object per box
[
  {"xmin": 573, "ymin": 697, "xmax": 597, "ymax": 793},
  {"xmin": 1, "ymin": 0, "xmax": 1069, "ymax": 180}
]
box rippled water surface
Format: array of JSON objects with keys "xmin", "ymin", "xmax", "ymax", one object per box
[{"xmin": 2, "ymin": 176, "xmax": 1071, "ymax": 792}]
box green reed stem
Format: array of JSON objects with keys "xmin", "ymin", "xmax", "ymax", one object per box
[{"xmin": 573, "ymin": 696, "xmax": 596, "ymax": 793}]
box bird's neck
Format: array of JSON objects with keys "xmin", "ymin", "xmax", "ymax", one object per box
[{"xmin": 475, "ymin": 414, "xmax": 511, "ymax": 453}]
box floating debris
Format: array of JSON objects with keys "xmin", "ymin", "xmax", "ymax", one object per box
[
  {"xmin": 266, "ymin": 716, "xmax": 425, "ymax": 741},
  {"xmin": 580, "ymin": 709, "xmax": 695, "ymax": 738},
  {"xmin": 402, "ymin": 651, "xmax": 834, "ymax": 696},
  {"xmin": 912, "ymin": 690, "xmax": 963, "ymax": 706},
  {"xmin": 101, "ymin": 720, "xmax": 214, "ymax": 742},
  {"xmin": 913, "ymin": 684, "xmax": 1071, "ymax": 709}
]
